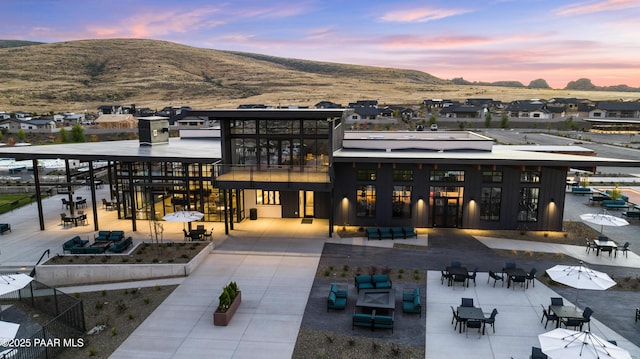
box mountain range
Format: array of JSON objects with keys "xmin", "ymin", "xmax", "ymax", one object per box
[{"xmin": 0, "ymin": 38, "xmax": 638, "ymax": 113}]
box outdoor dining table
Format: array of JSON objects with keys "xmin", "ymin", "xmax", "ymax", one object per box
[
  {"xmin": 65, "ymin": 213, "xmax": 87, "ymax": 226},
  {"xmin": 503, "ymin": 267, "xmax": 527, "ymax": 288},
  {"xmin": 456, "ymin": 306, "xmax": 486, "ymax": 334},
  {"xmin": 549, "ymin": 305, "xmax": 582, "ymax": 328},
  {"xmin": 594, "ymin": 239, "xmax": 618, "ymax": 256}
]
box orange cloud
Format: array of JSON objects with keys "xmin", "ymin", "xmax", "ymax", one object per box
[
  {"xmin": 555, "ymin": 0, "xmax": 639, "ymax": 16},
  {"xmin": 379, "ymin": 6, "xmax": 472, "ymax": 23}
]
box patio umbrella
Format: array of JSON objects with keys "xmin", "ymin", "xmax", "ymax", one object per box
[
  {"xmin": 546, "ymin": 261, "xmax": 616, "ymax": 305},
  {"xmin": 0, "ymin": 273, "xmax": 33, "ymax": 296},
  {"xmin": 539, "ymin": 328, "xmax": 631, "ymax": 359},
  {"xmin": 580, "ymin": 211, "xmax": 628, "ymax": 234},
  {"xmin": 162, "ymin": 211, "xmax": 204, "ymax": 231},
  {"xmin": 0, "ymin": 321, "xmax": 19, "ymax": 341}
]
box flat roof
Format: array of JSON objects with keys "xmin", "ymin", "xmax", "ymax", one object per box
[
  {"xmin": 0, "ymin": 138, "xmax": 221, "ymax": 163},
  {"xmin": 186, "ymin": 108, "xmax": 350, "ymax": 120},
  {"xmin": 332, "ymin": 147, "xmax": 639, "ymax": 167}
]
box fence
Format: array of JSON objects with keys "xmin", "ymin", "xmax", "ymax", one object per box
[{"xmin": 0, "ymin": 276, "xmax": 85, "ymax": 359}]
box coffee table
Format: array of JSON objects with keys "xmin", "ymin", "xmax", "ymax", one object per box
[{"xmin": 356, "ymin": 288, "xmax": 396, "ymax": 311}]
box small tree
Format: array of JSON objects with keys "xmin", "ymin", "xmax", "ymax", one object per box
[
  {"xmin": 484, "ymin": 112, "xmax": 492, "ymax": 128},
  {"xmin": 609, "ymin": 185, "xmax": 622, "ymax": 201},
  {"xmin": 71, "ymin": 123, "xmax": 86, "ymax": 142},
  {"xmin": 500, "ymin": 114, "xmax": 509, "ymax": 129},
  {"xmin": 17, "ymin": 129, "xmax": 26, "ymax": 142},
  {"xmin": 58, "ymin": 128, "xmax": 69, "ymax": 143},
  {"xmin": 428, "ymin": 115, "xmax": 437, "ymax": 126}
]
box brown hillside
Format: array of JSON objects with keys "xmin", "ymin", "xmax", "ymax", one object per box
[{"xmin": 0, "ymin": 38, "xmax": 638, "ymax": 113}]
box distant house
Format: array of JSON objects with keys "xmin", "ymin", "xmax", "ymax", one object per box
[
  {"xmin": 439, "ymin": 105, "xmax": 484, "ymax": 118},
  {"xmin": 63, "ymin": 113, "xmax": 86, "ymax": 125},
  {"xmin": 423, "ymin": 99, "xmax": 456, "ymax": 110},
  {"xmin": 505, "ymin": 101, "xmax": 551, "ymax": 119},
  {"xmin": 348, "ymin": 100, "xmax": 378, "ymax": 108},
  {"xmin": 589, "ymin": 101, "xmax": 640, "ymax": 119},
  {"xmin": 13, "ymin": 111, "xmax": 31, "ymax": 120},
  {"xmin": 347, "ymin": 106, "xmax": 380, "ymax": 121},
  {"xmin": 94, "ymin": 114, "xmax": 137, "ymax": 129},
  {"xmin": 0, "ymin": 118, "xmax": 55, "ymax": 131}
]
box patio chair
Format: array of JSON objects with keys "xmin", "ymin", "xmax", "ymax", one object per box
[
  {"xmin": 461, "ymin": 298, "xmax": 474, "ymax": 307},
  {"xmin": 561, "ymin": 317, "xmax": 583, "ymax": 330},
  {"xmin": 440, "ymin": 269, "xmax": 451, "ymax": 286},
  {"xmin": 451, "ymin": 274, "xmax": 467, "ymax": 288},
  {"xmin": 530, "ymin": 346, "xmax": 548, "ymax": 359},
  {"xmin": 450, "ymin": 306, "xmax": 463, "ymax": 331},
  {"xmin": 60, "ymin": 212, "xmax": 67, "ymax": 224},
  {"xmin": 540, "ymin": 304, "xmax": 558, "ymax": 328},
  {"xmin": 182, "ymin": 229, "xmax": 190, "ymax": 241},
  {"xmin": 102, "ymin": 198, "xmax": 114, "ymax": 210},
  {"xmin": 550, "ymin": 297, "xmax": 564, "ymax": 306},
  {"xmin": 526, "ymin": 268, "xmax": 537, "ymax": 288},
  {"xmin": 487, "ymin": 271, "xmax": 504, "ymax": 287},
  {"xmin": 467, "ymin": 268, "xmax": 478, "ymax": 287},
  {"xmin": 585, "ymin": 238, "xmax": 597, "ymax": 254},
  {"xmin": 511, "ymin": 275, "xmax": 526, "ymax": 290},
  {"xmin": 483, "ymin": 308, "xmax": 498, "ymax": 333},
  {"xmin": 581, "ymin": 307, "xmax": 594, "ymax": 331},
  {"xmin": 616, "ymin": 242, "xmax": 630, "ymax": 258},
  {"xmin": 465, "ymin": 319, "xmax": 483, "ymax": 338}
]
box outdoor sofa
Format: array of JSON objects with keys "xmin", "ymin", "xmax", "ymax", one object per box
[
  {"xmin": 351, "ymin": 309, "xmax": 394, "ymax": 332},
  {"xmin": 108, "ymin": 236, "xmax": 133, "ymax": 253},
  {"xmin": 0, "ymin": 223, "xmax": 11, "ymax": 234},
  {"xmin": 602, "ymin": 199, "xmax": 627, "ymax": 209},
  {"xmin": 63, "ymin": 235, "xmax": 89, "ymax": 252},
  {"xmin": 571, "ymin": 187, "xmax": 592, "ymax": 194},
  {"xmin": 354, "ymin": 274, "xmax": 392, "ymax": 292}
]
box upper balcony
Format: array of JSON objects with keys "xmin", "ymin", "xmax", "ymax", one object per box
[{"xmin": 213, "ymin": 164, "xmax": 330, "ymax": 190}]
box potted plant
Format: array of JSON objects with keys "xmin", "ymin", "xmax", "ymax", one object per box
[{"xmin": 213, "ymin": 281, "xmax": 241, "ymax": 326}]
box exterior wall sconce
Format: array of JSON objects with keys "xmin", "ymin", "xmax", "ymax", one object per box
[{"xmin": 550, "ymin": 198, "xmax": 555, "ymax": 203}]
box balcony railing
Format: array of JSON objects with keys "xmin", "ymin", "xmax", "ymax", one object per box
[{"xmin": 214, "ymin": 164, "xmax": 330, "ymax": 184}]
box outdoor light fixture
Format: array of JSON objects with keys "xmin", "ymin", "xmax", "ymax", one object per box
[{"xmin": 550, "ymin": 198, "xmax": 555, "ymax": 203}]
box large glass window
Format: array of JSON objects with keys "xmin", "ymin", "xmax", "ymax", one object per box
[
  {"xmin": 482, "ymin": 171, "xmax": 502, "ymax": 183},
  {"xmin": 480, "ymin": 187, "xmax": 501, "ymax": 221},
  {"xmin": 518, "ymin": 187, "xmax": 539, "ymax": 222},
  {"xmin": 520, "ymin": 171, "xmax": 540, "ymax": 183},
  {"xmin": 357, "ymin": 169, "xmax": 376, "ymax": 181},
  {"xmin": 430, "ymin": 170, "xmax": 464, "ymax": 182},
  {"xmin": 356, "ymin": 185, "xmax": 376, "ymax": 217},
  {"xmin": 393, "ymin": 170, "xmax": 413, "ymax": 181},
  {"xmin": 256, "ymin": 189, "xmax": 280, "ymax": 205},
  {"xmin": 392, "ymin": 185, "xmax": 411, "ymax": 218}
]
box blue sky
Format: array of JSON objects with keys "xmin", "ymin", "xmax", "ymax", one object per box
[{"xmin": 2, "ymin": 0, "xmax": 640, "ymax": 88}]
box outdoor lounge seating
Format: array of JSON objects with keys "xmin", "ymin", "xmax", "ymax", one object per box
[
  {"xmin": 366, "ymin": 228, "xmax": 380, "ymax": 240},
  {"xmin": 378, "ymin": 227, "xmax": 394, "ymax": 239},
  {"xmin": 327, "ymin": 290, "xmax": 347, "ymax": 311},
  {"xmin": 63, "ymin": 235, "xmax": 89, "ymax": 252},
  {"xmin": 571, "ymin": 187, "xmax": 592, "ymax": 194},
  {"xmin": 108, "ymin": 237, "xmax": 133, "ymax": 253},
  {"xmin": 352, "ymin": 309, "xmax": 373, "ymax": 330},
  {"xmin": 402, "ymin": 226, "xmax": 418, "ymax": 238},
  {"xmin": 330, "ymin": 283, "xmax": 348, "ymax": 298},
  {"xmin": 622, "ymin": 210, "xmax": 640, "ymax": 219},
  {"xmin": 95, "ymin": 231, "xmax": 111, "ymax": 241},
  {"xmin": 373, "ymin": 311, "xmax": 394, "ymax": 332},
  {"xmin": 354, "ymin": 274, "xmax": 392, "ymax": 291},
  {"xmin": 391, "ymin": 227, "xmax": 404, "ymax": 239},
  {"xmin": 0, "ymin": 223, "xmax": 11, "ymax": 234},
  {"xmin": 603, "ymin": 199, "xmax": 627, "ymax": 209},
  {"xmin": 402, "ymin": 287, "xmax": 421, "ymax": 317}
]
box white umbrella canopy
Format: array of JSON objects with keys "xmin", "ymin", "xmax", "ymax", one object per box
[
  {"xmin": 0, "ymin": 321, "xmax": 19, "ymax": 340},
  {"xmin": 580, "ymin": 212, "xmax": 629, "ymax": 234},
  {"xmin": 0, "ymin": 273, "xmax": 33, "ymax": 296},
  {"xmin": 539, "ymin": 328, "xmax": 631, "ymax": 359},
  {"xmin": 162, "ymin": 211, "xmax": 204, "ymax": 222},
  {"xmin": 546, "ymin": 262, "xmax": 616, "ymax": 291}
]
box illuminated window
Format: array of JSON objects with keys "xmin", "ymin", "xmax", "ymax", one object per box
[
  {"xmin": 256, "ymin": 189, "xmax": 280, "ymax": 205},
  {"xmin": 482, "ymin": 171, "xmax": 502, "ymax": 183},
  {"xmin": 520, "ymin": 171, "xmax": 540, "ymax": 183},
  {"xmin": 430, "ymin": 170, "xmax": 464, "ymax": 182},
  {"xmin": 392, "ymin": 186, "xmax": 411, "ymax": 218},
  {"xmin": 356, "ymin": 185, "xmax": 376, "ymax": 217}
]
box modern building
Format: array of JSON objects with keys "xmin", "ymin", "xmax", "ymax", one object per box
[{"xmin": 0, "ymin": 109, "xmax": 636, "ymax": 237}]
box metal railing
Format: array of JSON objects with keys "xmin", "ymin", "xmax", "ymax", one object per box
[
  {"xmin": 214, "ymin": 163, "xmax": 330, "ymax": 184},
  {"xmin": 0, "ymin": 276, "xmax": 85, "ymax": 359}
]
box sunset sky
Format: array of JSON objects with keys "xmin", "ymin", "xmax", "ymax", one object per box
[{"xmin": 2, "ymin": 0, "xmax": 640, "ymax": 89}]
